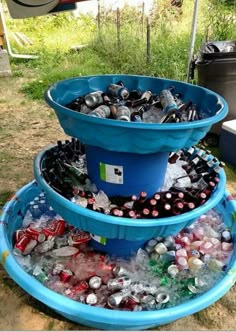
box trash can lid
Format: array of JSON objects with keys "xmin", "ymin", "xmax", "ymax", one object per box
[
  {"xmin": 200, "ymin": 40, "xmax": 236, "ymax": 60},
  {"xmin": 222, "ymin": 119, "xmax": 236, "ymax": 134}
]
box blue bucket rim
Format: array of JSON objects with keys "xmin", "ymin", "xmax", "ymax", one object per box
[
  {"xmin": 44, "ymin": 74, "xmax": 228, "ymax": 131},
  {"xmin": 0, "ymin": 181, "xmax": 235, "ymax": 328},
  {"xmin": 34, "ymin": 144, "xmax": 226, "ymax": 228}
]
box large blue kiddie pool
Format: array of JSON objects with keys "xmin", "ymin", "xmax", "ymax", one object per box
[{"xmin": 0, "ymin": 181, "xmax": 235, "ymax": 330}]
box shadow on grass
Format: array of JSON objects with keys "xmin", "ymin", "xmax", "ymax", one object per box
[{"xmin": 0, "ymin": 190, "xmax": 15, "ymax": 210}]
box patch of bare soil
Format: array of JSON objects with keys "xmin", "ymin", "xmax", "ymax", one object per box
[{"xmin": 0, "ymin": 74, "xmax": 235, "ymax": 330}]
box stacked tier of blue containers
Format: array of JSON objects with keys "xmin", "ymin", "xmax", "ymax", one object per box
[{"xmin": 1, "ymin": 75, "xmax": 236, "ymax": 330}]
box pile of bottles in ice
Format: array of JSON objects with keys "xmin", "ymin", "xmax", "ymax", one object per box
[
  {"xmin": 14, "ymin": 195, "xmax": 233, "ymax": 311},
  {"xmin": 41, "ymin": 138, "xmax": 225, "ymax": 219},
  {"xmin": 65, "ymin": 81, "xmax": 208, "ymax": 123}
]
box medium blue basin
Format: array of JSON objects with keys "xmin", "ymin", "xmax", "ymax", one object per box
[
  {"xmin": 45, "ymin": 75, "xmax": 228, "ymax": 154},
  {"xmin": 34, "ymin": 145, "xmax": 226, "ymax": 241}
]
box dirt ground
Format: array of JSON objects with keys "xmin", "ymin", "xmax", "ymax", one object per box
[{"xmin": 0, "ymin": 73, "xmax": 235, "ymax": 331}]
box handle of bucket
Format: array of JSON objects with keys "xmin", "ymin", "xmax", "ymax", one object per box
[{"xmin": 215, "ymin": 94, "xmax": 228, "ymax": 117}]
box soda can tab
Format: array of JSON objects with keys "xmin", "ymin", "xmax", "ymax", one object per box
[
  {"xmin": 86, "ymin": 293, "xmax": 98, "ymax": 305},
  {"xmin": 160, "ymin": 89, "xmax": 178, "ymax": 113},
  {"xmin": 14, "ymin": 229, "xmax": 26, "ymax": 243},
  {"xmin": 89, "ymin": 276, "xmax": 102, "ymax": 290},
  {"xmin": 107, "ymin": 277, "xmax": 132, "ymax": 291},
  {"xmin": 116, "ymin": 106, "xmax": 131, "ymax": 121},
  {"xmin": 59, "ymin": 269, "xmax": 73, "ymax": 283},
  {"xmin": 108, "ymin": 83, "xmax": 129, "ymax": 99},
  {"xmin": 107, "ymin": 289, "xmax": 131, "ymax": 308},
  {"xmin": 112, "ymin": 265, "xmax": 131, "ymax": 277},
  {"xmin": 155, "ymin": 292, "xmax": 170, "ymax": 304},
  {"xmin": 167, "ymin": 264, "xmax": 179, "ymax": 277},
  {"xmin": 14, "ymin": 234, "xmax": 32, "ymax": 255},
  {"xmin": 84, "ymin": 91, "xmax": 104, "ymax": 108},
  {"xmin": 90, "ymin": 105, "xmax": 111, "ymax": 118},
  {"xmin": 68, "ymin": 231, "xmax": 91, "ymax": 247}
]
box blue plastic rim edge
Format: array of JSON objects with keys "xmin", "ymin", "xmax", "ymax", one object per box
[
  {"xmin": 33, "ymin": 144, "xmax": 226, "ymax": 229},
  {"xmin": 0, "ymin": 181, "xmax": 236, "ymax": 330},
  {"xmin": 45, "ymin": 74, "xmax": 229, "ymax": 131}
]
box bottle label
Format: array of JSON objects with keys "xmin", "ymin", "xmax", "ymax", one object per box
[
  {"xmin": 90, "ymin": 234, "xmax": 107, "ymax": 245},
  {"xmin": 196, "ymin": 177, "xmax": 208, "ymax": 190},
  {"xmin": 99, "ymin": 163, "xmax": 123, "ymax": 184}
]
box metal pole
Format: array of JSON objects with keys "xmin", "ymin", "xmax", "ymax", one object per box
[
  {"xmin": 0, "ymin": 1, "xmax": 38, "ymax": 59},
  {"xmin": 146, "ymin": 14, "xmax": 151, "ymax": 64},
  {"xmin": 97, "ymin": 0, "xmax": 101, "ymax": 37},
  {"xmin": 116, "ymin": 6, "xmax": 121, "ymax": 50},
  {"xmin": 186, "ymin": 0, "xmax": 199, "ymax": 82}
]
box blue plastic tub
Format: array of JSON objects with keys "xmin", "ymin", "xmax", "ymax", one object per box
[
  {"xmin": 44, "ymin": 75, "xmax": 228, "ymax": 154},
  {"xmin": 89, "ymin": 235, "xmax": 147, "ymax": 257},
  {"xmin": 0, "ymin": 181, "xmax": 235, "ymax": 330},
  {"xmin": 34, "ymin": 145, "xmax": 227, "ymax": 241},
  {"xmin": 85, "ymin": 145, "xmax": 169, "ymax": 197}
]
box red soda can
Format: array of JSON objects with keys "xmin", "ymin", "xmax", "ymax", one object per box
[
  {"xmin": 14, "ymin": 229, "xmax": 26, "ymax": 243},
  {"xmin": 59, "ymin": 269, "xmax": 73, "ymax": 283},
  {"xmin": 14, "ymin": 234, "xmax": 31, "ymax": 255},
  {"xmin": 122, "ymin": 294, "xmax": 140, "ymax": 310},
  {"xmin": 72, "ymin": 281, "xmax": 89, "ymax": 294},
  {"xmin": 42, "ymin": 219, "xmax": 66, "ymax": 237},
  {"xmin": 68, "ymin": 231, "xmax": 91, "ymax": 247},
  {"xmin": 26, "ymin": 225, "xmax": 46, "ymax": 243}
]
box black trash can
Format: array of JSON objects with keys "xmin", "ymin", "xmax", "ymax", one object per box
[{"xmin": 194, "ymin": 40, "xmax": 236, "ymax": 143}]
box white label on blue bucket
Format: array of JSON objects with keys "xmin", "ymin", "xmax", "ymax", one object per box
[
  {"xmin": 90, "ymin": 234, "xmax": 107, "ymax": 245},
  {"xmin": 99, "ymin": 163, "xmax": 123, "ymax": 184}
]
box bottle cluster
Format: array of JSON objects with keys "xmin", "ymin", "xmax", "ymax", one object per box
[
  {"xmin": 41, "ymin": 139, "xmax": 225, "ymax": 219},
  {"xmin": 65, "ymin": 81, "xmax": 206, "ymax": 124},
  {"xmin": 13, "ymin": 198, "xmax": 233, "ymax": 311}
]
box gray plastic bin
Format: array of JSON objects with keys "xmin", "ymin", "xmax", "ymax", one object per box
[{"xmin": 195, "ymin": 40, "xmax": 236, "ymax": 137}]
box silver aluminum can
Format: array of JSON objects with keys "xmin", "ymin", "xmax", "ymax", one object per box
[
  {"xmin": 112, "ymin": 265, "xmax": 131, "ymax": 277},
  {"xmin": 86, "ymin": 293, "xmax": 98, "ymax": 305},
  {"xmin": 156, "ymin": 292, "xmax": 170, "ymax": 304},
  {"xmin": 85, "ymin": 91, "xmax": 103, "ymax": 108},
  {"xmin": 89, "ymin": 276, "xmax": 102, "ymax": 290},
  {"xmin": 167, "ymin": 264, "xmax": 179, "ymax": 278},
  {"xmin": 107, "ymin": 277, "xmax": 132, "ymax": 291},
  {"xmin": 90, "ymin": 105, "xmax": 111, "ymax": 118},
  {"xmin": 107, "ymin": 289, "xmax": 131, "ymax": 308},
  {"xmin": 116, "ymin": 106, "xmax": 131, "ymax": 121}
]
